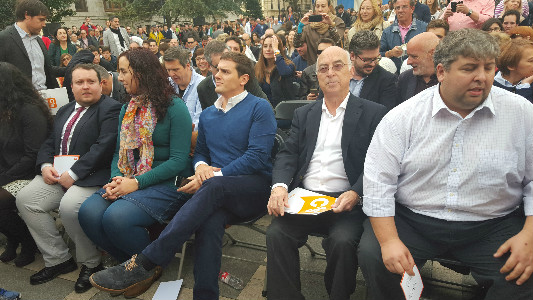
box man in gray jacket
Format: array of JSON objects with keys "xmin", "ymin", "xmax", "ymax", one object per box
[{"xmin": 102, "ymin": 16, "xmax": 130, "ymax": 57}]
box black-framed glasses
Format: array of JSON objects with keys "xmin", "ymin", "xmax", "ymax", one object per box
[{"xmin": 357, "ymin": 54, "xmax": 381, "ymax": 64}]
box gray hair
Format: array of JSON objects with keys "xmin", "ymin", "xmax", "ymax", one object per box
[
  {"xmin": 434, "ymin": 28, "xmax": 499, "ymax": 71},
  {"xmin": 316, "ymin": 47, "xmax": 352, "ymax": 73},
  {"xmin": 349, "ymin": 30, "xmax": 380, "ymax": 56},
  {"xmin": 204, "ymin": 40, "xmax": 229, "ymax": 65},
  {"xmin": 163, "ymin": 46, "xmax": 190, "ymax": 68},
  {"xmin": 93, "ymin": 64, "xmax": 111, "ymax": 80}
]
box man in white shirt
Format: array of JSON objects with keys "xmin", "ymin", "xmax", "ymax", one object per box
[
  {"xmin": 266, "ymin": 46, "xmax": 387, "ymax": 300},
  {"xmin": 360, "ymin": 29, "xmax": 533, "ymax": 300}
]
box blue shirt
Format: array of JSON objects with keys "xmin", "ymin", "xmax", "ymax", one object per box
[
  {"xmin": 14, "ymin": 23, "xmax": 46, "ymax": 90},
  {"xmin": 349, "ymin": 78, "xmax": 366, "ymax": 97},
  {"xmin": 169, "ymin": 70, "xmax": 204, "ymax": 130}
]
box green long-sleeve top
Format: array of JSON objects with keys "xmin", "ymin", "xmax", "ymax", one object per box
[{"xmin": 110, "ymin": 97, "xmax": 193, "ymax": 189}]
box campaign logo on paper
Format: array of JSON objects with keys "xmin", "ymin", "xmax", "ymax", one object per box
[
  {"xmin": 47, "ymin": 97, "xmax": 57, "ymax": 108},
  {"xmin": 297, "ymin": 196, "xmax": 336, "ymax": 214}
]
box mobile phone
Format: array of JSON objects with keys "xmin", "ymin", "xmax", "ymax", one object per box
[
  {"xmin": 310, "ymin": 88, "xmax": 319, "ymax": 95},
  {"xmin": 175, "ymin": 176, "xmax": 191, "ymax": 187},
  {"xmin": 308, "ymin": 15, "xmax": 323, "ymax": 22},
  {"xmin": 451, "ymin": 1, "xmax": 462, "ymax": 12}
]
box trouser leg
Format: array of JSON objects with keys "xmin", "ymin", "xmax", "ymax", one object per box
[
  {"xmin": 323, "ymin": 207, "xmax": 366, "ymax": 300},
  {"xmin": 58, "ymin": 185, "xmax": 100, "ymax": 267},
  {"xmin": 192, "ymin": 209, "xmax": 228, "ymax": 300},
  {"xmin": 16, "ymin": 176, "xmax": 70, "ymax": 267}
]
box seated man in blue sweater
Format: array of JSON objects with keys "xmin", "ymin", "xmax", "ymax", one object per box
[{"xmin": 89, "ymin": 52, "xmax": 277, "ymax": 299}]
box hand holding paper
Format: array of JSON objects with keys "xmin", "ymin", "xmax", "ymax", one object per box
[
  {"xmin": 400, "ymin": 265, "xmax": 423, "ymax": 300},
  {"xmin": 284, "ymin": 188, "xmax": 336, "ymax": 215},
  {"xmin": 267, "ymin": 186, "xmax": 289, "ymax": 216},
  {"xmin": 331, "ymin": 190, "xmax": 359, "ymax": 213},
  {"xmin": 41, "ymin": 166, "xmax": 59, "ymax": 185}
]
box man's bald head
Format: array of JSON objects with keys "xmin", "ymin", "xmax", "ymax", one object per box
[
  {"xmin": 407, "ymin": 32, "xmax": 440, "ymax": 53},
  {"xmin": 317, "ymin": 46, "xmax": 353, "ymax": 99},
  {"xmin": 407, "ymin": 32, "xmax": 440, "ymax": 78}
]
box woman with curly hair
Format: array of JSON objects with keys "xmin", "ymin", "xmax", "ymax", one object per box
[
  {"xmin": 348, "ymin": 0, "xmax": 390, "ymax": 43},
  {"xmin": 255, "ymin": 34, "xmax": 296, "ymax": 109},
  {"xmin": 78, "ymin": 48, "xmax": 193, "ymax": 262},
  {"xmin": 48, "ymin": 27, "xmax": 77, "ymax": 66},
  {"xmin": 0, "ymin": 62, "xmax": 52, "ymax": 267}
]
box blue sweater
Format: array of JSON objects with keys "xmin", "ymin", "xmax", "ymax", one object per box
[{"xmin": 194, "ymin": 93, "xmax": 276, "ymax": 178}]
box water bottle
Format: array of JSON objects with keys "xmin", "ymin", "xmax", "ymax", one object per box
[{"xmin": 219, "ymin": 271, "xmax": 244, "ymax": 290}]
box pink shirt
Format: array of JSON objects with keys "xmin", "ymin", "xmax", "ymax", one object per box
[
  {"xmin": 398, "ymin": 22, "xmax": 412, "ymax": 43},
  {"xmin": 440, "ymin": 0, "xmax": 495, "ymax": 31}
]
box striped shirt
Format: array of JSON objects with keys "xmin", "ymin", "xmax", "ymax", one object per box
[{"xmin": 363, "ymin": 85, "xmax": 533, "ymax": 221}]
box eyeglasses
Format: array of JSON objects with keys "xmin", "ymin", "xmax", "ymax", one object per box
[
  {"xmin": 317, "ymin": 62, "xmax": 348, "ymax": 73},
  {"xmin": 187, "ymin": 41, "xmax": 195, "ymax": 44},
  {"xmin": 356, "ymin": 54, "xmax": 381, "ymax": 64},
  {"xmin": 196, "ymin": 56, "xmax": 206, "ymax": 61}
]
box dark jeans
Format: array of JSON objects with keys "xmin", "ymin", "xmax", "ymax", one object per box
[
  {"xmin": 358, "ymin": 204, "xmax": 533, "ymax": 300},
  {"xmin": 266, "ymin": 206, "xmax": 366, "ymax": 300},
  {"xmin": 142, "ymin": 175, "xmax": 270, "ymax": 300},
  {"xmin": 0, "ymin": 188, "xmax": 36, "ymax": 252}
]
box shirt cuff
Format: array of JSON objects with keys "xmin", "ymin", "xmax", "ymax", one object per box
[
  {"xmin": 214, "ymin": 171, "xmax": 223, "ymax": 176},
  {"xmin": 41, "ymin": 163, "xmax": 53, "ymax": 171},
  {"xmin": 67, "ymin": 169, "xmax": 79, "ymax": 181},
  {"xmin": 271, "ymin": 183, "xmax": 288, "ymax": 191},
  {"xmin": 194, "ymin": 161, "xmax": 208, "ymax": 170}
]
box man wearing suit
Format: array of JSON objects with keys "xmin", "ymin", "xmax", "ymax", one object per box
[
  {"xmin": 16, "ymin": 64, "xmax": 122, "ymax": 293},
  {"xmin": 397, "ymin": 32, "xmax": 440, "ymax": 104},
  {"xmin": 102, "ymin": 16, "xmax": 130, "ymax": 58},
  {"xmin": 94, "ymin": 65, "xmax": 127, "ymax": 103},
  {"xmin": 0, "ymin": 0, "xmax": 60, "ymax": 90},
  {"xmin": 266, "ymin": 46, "xmax": 387, "ymax": 300},
  {"xmin": 197, "ymin": 40, "xmax": 267, "ymax": 110},
  {"xmin": 349, "ymin": 30, "xmax": 398, "ymax": 110}
]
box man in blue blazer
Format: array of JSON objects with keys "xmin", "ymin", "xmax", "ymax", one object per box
[
  {"xmin": 266, "ymin": 46, "xmax": 388, "ymax": 300},
  {"xmin": 16, "ymin": 64, "xmax": 121, "ymax": 293}
]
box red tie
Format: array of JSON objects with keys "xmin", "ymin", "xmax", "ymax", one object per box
[{"xmin": 61, "ymin": 107, "xmax": 85, "ymax": 155}]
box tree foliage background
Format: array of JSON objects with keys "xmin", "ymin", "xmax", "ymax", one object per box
[
  {"xmin": 0, "ymin": 0, "xmax": 76, "ymax": 30},
  {"xmin": 245, "ymin": 0, "xmax": 263, "ymax": 19},
  {"xmin": 110, "ymin": 0, "xmax": 244, "ymax": 26}
]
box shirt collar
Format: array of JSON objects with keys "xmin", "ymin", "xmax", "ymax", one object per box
[
  {"xmin": 494, "ymin": 71, "xmax": 517, "ymax": 87},
  {"xmin": 14, "ymin": 23, "xmax": 32, "ymax": 39},
  {"xmin": 214, "ymin": 90, "xmax": 248, "ymax": 112},
  {"xmin": 431, "ymin": 84, "xmax": 495, "ymax": 118},
  {"xmin": 322, "ymin": 92, "xmax": 350, "ymax": 118}
]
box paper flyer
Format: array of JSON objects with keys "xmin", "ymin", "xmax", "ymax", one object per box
[
  {"xmin": 53, "ymin": 155, "xmax": 80, "ymax": 176},
  {"xmin": 285, "ymin": 187, "xmax": 337, "ymax": 215},
  {"xmin": 400, "ymin": 265, "xmax": 424, "ymax": 300}
]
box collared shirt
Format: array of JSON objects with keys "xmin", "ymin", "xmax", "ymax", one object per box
[
  {"xmin": 14, "ymin": 23, "xmax": 46, "ymax": 90},
  {"xmin": 301, "ymin": 93, "xmax": 351, "ymax": 193},
  {"xmin": 363, "ymin": 85, "xmax": 533, "ymax": 221},
  {"xmin": 398, "ymin": 22, "xmax": 412, "ymax": 43},
  {"xmin": 350, "ymin": 77, "xmax": 366, "ymax": 97},
  {"xmin": 494, "ymin": 71, "xmax": 530, "ymax": 90},
  {"xmin": 440, "ymin": 0, "xmax": 494, "ymax": 31},
  {"xmin": 214, "ymin": 90, "xmax": 248, "ymax": 113},
  {"xmin": 169, "ymin": 70, "xmax": 204, "ymax": 130},
  {"xmin": 414, "ymin": 73, "xmax": 438, "ymax": 95}
]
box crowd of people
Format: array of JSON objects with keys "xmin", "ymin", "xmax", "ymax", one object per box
[{"xmin": 1, "ymin": 0, "xmax": 533, "ymax": 299}]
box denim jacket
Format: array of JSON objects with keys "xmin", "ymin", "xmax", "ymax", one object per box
[{"xmin": 379, "ymin": 17, "xmax": 427, "ymax": 73}]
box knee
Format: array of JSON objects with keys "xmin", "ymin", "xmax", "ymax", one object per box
[
  {"xmin": 78, "ymin": 196, "xmax": 104, "ymax": 228},
  {"xmin": 15, "ymin": 188, "xmax": 43, "ymax": 214},
  {"xmin": 58, "ymin": 198, "xmax": 80, "ymax": 223},
  {"xmin": 266, "ymin": 219, "xmax": 289, "ymax": 244},
  {"xmin": 198, "ymin": 177, "xmax": 225, "ymax": 193}
]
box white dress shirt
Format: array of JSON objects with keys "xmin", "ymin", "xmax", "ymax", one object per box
[
  {"xmin": 273, "ymin": 94, "xmax": 351, "ymax": 192},
  {"xmin": 14, "ymin": 23, "xmax": 46, "ymax": 90},
  {"xmin": 363, "ymin": 85, "xmax": 533, "ymax": 221}
]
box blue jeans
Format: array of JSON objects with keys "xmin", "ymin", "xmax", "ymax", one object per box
[
  {"xmin": 78, "ymin": 185, "xmax": 189, "ymax": 262},
  {"xmin": 142, "ymin": 175, "xmax": 270, "ymax": 300}
]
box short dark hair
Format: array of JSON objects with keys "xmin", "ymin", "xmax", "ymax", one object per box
[
  {"xmin": 108, "ymin": 15, "xmax": 118, "ymax": 22},
  {"xmin": 481, "ymin": 18, "xmax": 504, "ymax": 32},
  {"xmin": 163, "ymin": 46, "xmax": 190, "ymax": 67},
  {"xmin": 349, "ymin": 30, "xmax": 380, "ymax": 55},
  {"xmin": 501, "ymin": 9, "xmax": 520, "ymax": 24},
  {"xmin": 71, "ymin": 64, "xmax": 102, "ymax": 82},
  {"xmin": 317, "ymin": 37, "xmax": 335, "ymax": 46},
  {"xmin": 204, "ymin": 40, "xmax": 228, "ymax": 65},
  {"xmin": 15, "ymin": 0, "xmax": 49, "ymax": 21},
  {"xmin": 158, "ymin": 42, "xmax": 170, "ymax": 53},
  {"xmin": 88, "ymin": 45, "xmax": 99, "ymax": 52},
  {"xmin": 219, "ymin": 52, "xmax": 254, "ymax": 79},
  {"xmin": 100, "ymin": 46, "xmax": 111, "ymax": 53},
  {"xmin": 225, "ymin": 36, "xmax": 244, "ymax": 52},
  {"xmin": 427, "ymin": 19, "xmax": 449, "ymax": 35},
  {"xmin": 146, "ymin": 38, "xmax": 157, "ymax": 44}
]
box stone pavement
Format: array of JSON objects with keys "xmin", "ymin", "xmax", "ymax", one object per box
[{"xmin": 0, "ymin": 215, "xmax": 480, "ymax": 300}]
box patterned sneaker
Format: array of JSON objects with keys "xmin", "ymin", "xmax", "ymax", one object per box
[
  {"xmin": 89, "ymin": 255, "xmax": 162, "ymax": 298},
  {"xmin": 0, "ymin": 288, "xmax": 21, "ymax": 300}
]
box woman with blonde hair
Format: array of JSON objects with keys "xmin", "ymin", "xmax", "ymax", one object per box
[
  {"xmin": 348, "ymin": 0, "xmax": 390, "ymax": 43},
  {"xmin": 294, "ymin": 0, "xmax": 345, "ymax": 64},
  {"xmin": 255, "ymin": 34, "xmax": 296, "ymax": 108},
  {"xmin": 495, "ymin": 0, "xmax": 529, "ymax": 19}
]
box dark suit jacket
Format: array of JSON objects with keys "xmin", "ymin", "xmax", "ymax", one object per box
[
  {"xmin": 36, "ymin": 95, "xmax": 122, "ymax": 187},
  {"xmin": 359, "ymin": 65, "xmax": 398, "ymax": 111},
  {"xmin": 197, "ymin": 75, "xmax": 269, "ymax": 110},
  {"xmin": 0, "ymin": 25, "xmax": 60, "ymax": 89},
  {"xmin": 272, "ymin": 94, "xmax": 387, "ymax": 196},
  {"xmin": 111, "ymin": 72, "xmax": 127, "ymax": 103},
  {"xmin": 396, "ymin": 69, "xmax": 417, "ymax": 105}
]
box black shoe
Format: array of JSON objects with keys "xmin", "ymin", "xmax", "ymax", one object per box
[
  {"xmin": 30, "ymin": 257, "xmax": 78, "ymax": 285},
  {"xmin": 75, "ymin": 263, "xmax": 104, "ymax": 293},
  {"xmin": 0, "ymin": 241, "xmax": 18, "ymax": 263},
  {"xmin": 14, "ymin": 250, "xmax": 35, "ymax": 267}
]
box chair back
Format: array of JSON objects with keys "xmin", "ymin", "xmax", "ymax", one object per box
[{"xmin": 274, "ymin": 100, "xmax": 310, "ymax": 121}]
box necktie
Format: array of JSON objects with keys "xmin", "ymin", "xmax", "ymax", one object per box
[{"xmin": 61, "ymin": 107, "xmax": 85, "ymax": 155}]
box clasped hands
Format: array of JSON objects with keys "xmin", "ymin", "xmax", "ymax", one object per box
[
  {"xmin": 42, "ymin": 166, "xmax": 75, "ymax": 189},
  {"xmin": 177, "ymin": 164, "xmax": 221, "ymax": 194},
  {"xmin": 267, "ymin": 187, "xmax": 360, "ymax": 216},
  {"xmin": 102, "ymin": 176, "xmax": 139, "ymax": 201}
]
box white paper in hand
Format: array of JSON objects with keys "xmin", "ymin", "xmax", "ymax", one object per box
[
  {"xmin": 400, "ymin": 265, "xmax": 423, "ymax": 300},
  {"xmin": 53, "ymin": 155, "xmax": 79, "ymax": 176},
  {"xmin": 152, "ymin": 279, "xmax": 183, "ymax": 300},
  {"xmin": 284, "ymin": 187, "xmax": 337, "ymax": 215}
]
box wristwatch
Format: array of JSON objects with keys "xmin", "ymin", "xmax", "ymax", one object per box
[{"xmin": 466, "ymin": 9, "xmax": 473, "ymax": 16}]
